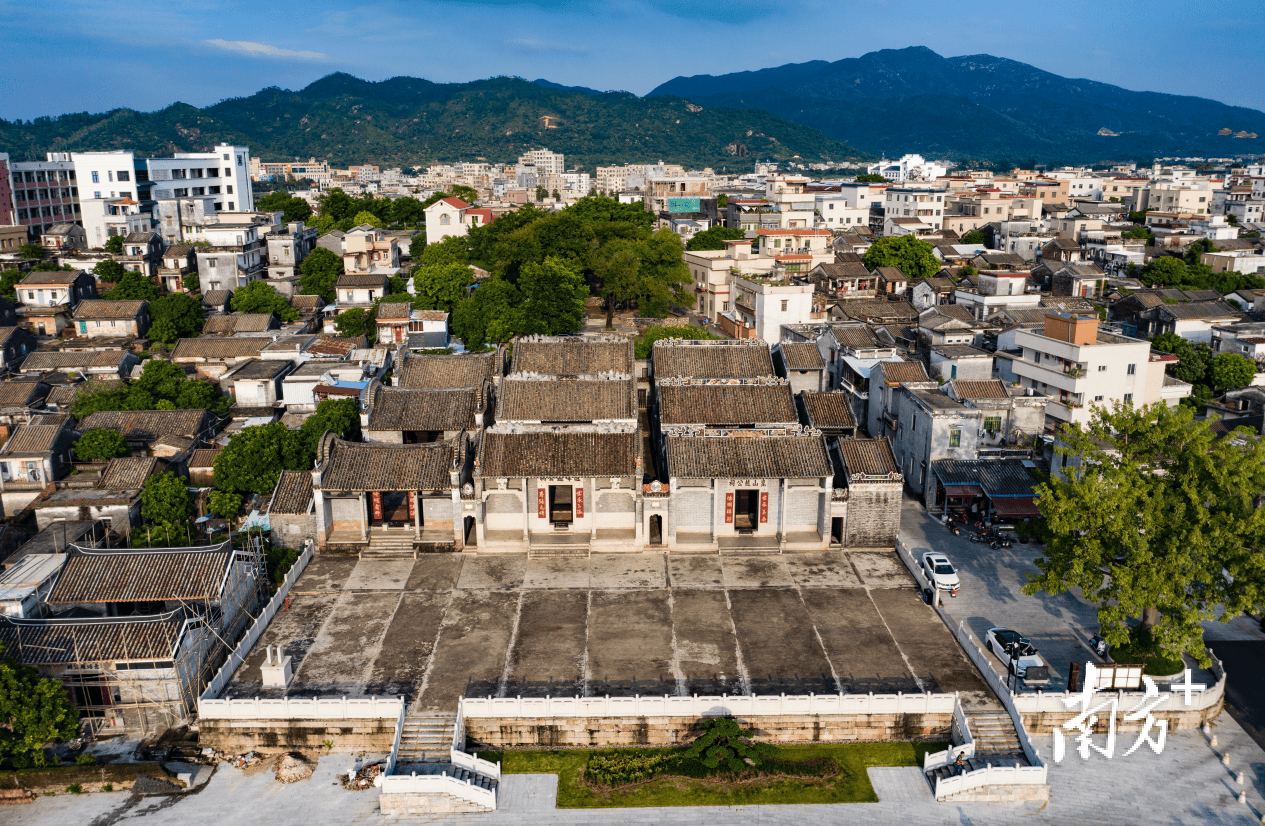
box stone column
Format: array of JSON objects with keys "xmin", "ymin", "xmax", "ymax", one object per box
[
  {"xmin": 360, "ymin": 492, "xmax": 368, "ymax": 541},
  {"xmin": 778, "ymin": 479, "xmax": 788, "ymax": 550},
  {"xmin": 413, "ymin": 492, "xmax": 421, "ymax": 540}
]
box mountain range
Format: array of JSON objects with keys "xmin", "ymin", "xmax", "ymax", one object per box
[
  {"xmin": 649, "ymin": 47, "xmax": 1265, "ymax": 163},
  {"xmin": 0, "ymin": 74, "xmax": 863, "ymax": 171}
]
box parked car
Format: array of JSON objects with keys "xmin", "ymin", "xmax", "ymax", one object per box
[
  {"xmin": 920, "ymin": 552, "xmax": 961, "ymax": 595},
  {"xmin": 984, "ymin": 627, "xmax": 1046, "ymax": 678}
]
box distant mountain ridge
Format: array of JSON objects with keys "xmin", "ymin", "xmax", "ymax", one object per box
[
  {"xmin": 649, "ymin": 46, "xmax": 1265, "ymax": 162},
  {"xmin": 0, "ymin": 74, "xmax": 867, "ymax": 170}
]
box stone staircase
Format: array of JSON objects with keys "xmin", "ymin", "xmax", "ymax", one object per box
[
  {"xmin": 924, "ymin": 708, "xmax": 1028, "ymax": 787},
  {"xmin": 406, "ymin": 762, "xmax": 499, "ymax": 793},
  {"xmin": 395, "ymin": 713, "xmax": 456, "ymax": 766},
  {"xmin": 527, "ymin": 533, "xmax": 590, "ymax": 559},
  {"xmin": 360, "ymin": 533, "xmax": 416, "ymax": 560}
]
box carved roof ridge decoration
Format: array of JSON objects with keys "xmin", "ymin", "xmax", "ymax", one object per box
[{"xmin": 655, "ymin": 376, "xmax": 788, "ymax": 387}]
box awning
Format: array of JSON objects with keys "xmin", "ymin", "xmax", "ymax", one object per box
[
  {"xmin": 840, "ymin": 355, "xmax": 904, "ymax": 379},
  {"xmin": 943, "ymin": 485, "xmax": 982, "ymax": 497},
  {"xmin": 989, "ymin": 496, "xmax": 1040, "ymax": 517}
]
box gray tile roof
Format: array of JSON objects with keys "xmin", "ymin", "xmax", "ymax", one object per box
[
  {"xmin": 667, "ymin": 434, "xmax": 831, "ymax": 479},
  {"xmin": 658, "ymin": 383, "xmax": 797, "ymax": 426},
  {"xmin": 478, "ymin": 431, "xmax": 639, "ymax": 478},
  {"xmin": 498, "ymin": 378, "xmax": 634, "ymax": 423}
]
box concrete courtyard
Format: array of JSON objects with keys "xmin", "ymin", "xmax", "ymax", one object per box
[{"xmin": 224, "ymin": 550, "xmax": 988, "ymax": 713}]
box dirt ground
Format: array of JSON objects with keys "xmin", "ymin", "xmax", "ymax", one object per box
[{"xmin": 226, "ymin": 551, "xmax": 986, "ymax": 713}]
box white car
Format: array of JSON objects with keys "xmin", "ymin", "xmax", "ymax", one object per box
[
  {"xmin": 984, "ymin": 627, "xmax": 1045, "ymax": 678},
  {"xmin": 920, "ymin": 552, "xmax": 961, "ymax": 594}
]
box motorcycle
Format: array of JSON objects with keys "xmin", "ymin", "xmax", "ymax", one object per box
[
  {"xmin": 969, "ymin": 530, "xmax": 991, "ymax": 543},
  {"xmin": 1090, "ymin": 635, "xmax": 1110, "ymax": 658},
  {"xmin": 946, "ymin": 518, "xmax": 962, "ymax": 536}
]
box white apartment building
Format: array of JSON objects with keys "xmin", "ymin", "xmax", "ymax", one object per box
[
  {"xmin": 814, "ymin": 193, "xmax": 870, "ymax": 228},
  {"xmin": 882, "ymin": 185, "xmax": 948, "ymax": 229},
  {"xmin": 194, "ymin": 219, "xmax": 266, "ymax": 292},
  {"xmin": 764, "ymin": 176, "xmax": 815, "ymax": 229},
  {"xmin": 423, "ymin": 197, "xmax": 494, "ymax": 246},
  {"xmin": 1009, "ymin": 313, "xmax": 1190, "ymax": 426},
  {"xmin": 518, "ymin": 149, "xmax": 564, "ymax": 177},
  {"xmin": 1138, "ymin": 180, "xmax": 1219, "ymax": 215},
  {"xmin": 149, "ymin": 144, "xmax": 253, "ymax": 214},
  {"xmin": 728, "ymin": 275, "xmax": 814, "ymax": 344},
  {"xmin": 71, "ymin": 151, "xmax": 149, "ymax": 246},
  {"xmin": 867, "ymin": 154, "xmax": 948, "ymax": 183}
]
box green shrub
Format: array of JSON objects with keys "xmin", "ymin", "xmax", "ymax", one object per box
[
  {"xmin": 75, "ymin": 753, "xmax": 96, "ymax": 766},
  {"xmin": 586, "ymin": 752, "xmax": 678, "ymax": 785},
  {"xmin": 66, "ymin": 784, "xmax": 82, "ymax": 794},
  {"xmin": 1110, "ymin": 627, "xmax": 1185, "ymax": 676},
  {"xmin": 102, "ymin": 783, "xmax": 113, "ymax": 792}
]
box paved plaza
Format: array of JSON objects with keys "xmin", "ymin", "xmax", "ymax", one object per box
[{"xmin": 225, "ymin": 550, "xmax": 987, "ymax": 712}]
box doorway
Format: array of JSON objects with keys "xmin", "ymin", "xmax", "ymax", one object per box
[
  {"xmin": 403, "ymin": 430, "xmax": 442, "ymax": 444},
  {"xmin": 831, "ymin": 517, "xmax": 843, "ymax": 545},
  {"xmin": 548, "ymin": 485, "xmax": 573, "ymax": 525},
  {"xmin": 734, "ymin": 489, "xmax": 759, "ymax": 531},
  {"xmin": 463, "ymin": 516, "xmax": 476, "ymax": 546},
  {"xmin": 371, "ymin": 491, "xmax": 413, "ymax": 527},
  {"xmin": 649, "ymin": 514, "xmax": 663, "ymax": 545}
]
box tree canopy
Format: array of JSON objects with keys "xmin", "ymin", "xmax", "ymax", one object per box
[
  {"xmin": 1211, "ymin": 352, "xmax": 1256, "ymax": 392},
  {"xmin": 148, "ymin": 293, "xmax": 204, "ymax": 344},
  {"xmin": 854, "ymin": 174, "xmax": 887, "ymax": 183},
  {"xmin": 70, "ymin": 359, "xmax": 231, "ymax": 418},
  {"xmin": 256, "ymin": 191, "xmax": 313, "ymax": 223},
  {"xmin": 73, "ymin": 428, "xmax": 130, "ymax": 462},
  {"xmin": 231, "ymin": 281, "xmax": 299, "ymax": 321},
  {"xmin": 213, "ymin": 400, "xmax": 359, "ymax": 498},
  {"xmin": 1139, "ymin": 254, "xmax": 1265, "ymax": 294},
  {"xmin": 93, "ymin": 259, "xmax": 126, "ymax": 283},
  {"xmin": 1025, "ymin": 403, "xmax": 1265, "ymax": 665},
  {"xmin": 102, "ymin": 271, "xmax": 160, "ymax": 301},
  {"xmin": 960, "ymin": 230, "xmax": 987, "ymax": 245},
  {"xmin": 102, "ymin": 236, "xmax": 124, "ymax": 254},
  {"xmin": 140, "ymin": 471, "xmax": 193, "ymax": 527},
  {"xmin": 516, "ymin": 257, "xmax": 589, "ymax": 336},
  {"xmin": 685, "ymin": 226, "xmax": 747, "ymax": 251},
  {"xmin": 863, "ymin": 235, "xmax": 939, "ymax": 279},
  {"xmin": 0, "ymin": 643, "xmax": 80, "ymax": 766},
  {"xmin": 298, "ymin": 246, "xmax": 344, "ymax": 302},
  {"xmin": 412, "ymin": 262, "xmax": 475, "ymax": 313},
  {"xmin": 18, "ymin": 243, "xmax": 45, "ymax": 260},
  {"xmin": 633, "ymin": 324, "xmax": 720, "ymax": 359}
]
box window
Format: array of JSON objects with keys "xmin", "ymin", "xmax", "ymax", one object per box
[
  {"xmin": 1127, "ymin": 364, "xmax": 1136, "ymax": 375},
  {"xmin": 224, "ymin": 168, "xmax": 231, "ymax": 176},
  {"xmin": 108, "ymin": 171, "xmax": 114, "ymax": 182},
  {"xmin": 117, "ymin": 170, "xmax": 130, "ymax": 181},
  {"xmin": 226, "ymin": 185, "xmax": 233, "ymax": 194},
  {"xmin": 984, "ymin": 416, "xmax": 1001, "ymax": 432},
  {"xmin": 780, "ymin": 300, "xmax": 788, "ymax": 312},
  {"xmin": 1094, "ymin": 395, "xmax": 1104, "ymax": 402},
  {"xmin": 91, "ymin": 171, "xmax": 99, "ymax": 183},
  {"xmin": 207, "ymin": 258, "xmax": 218, "ymax": 268},
  {"xmin": 207, "ymin": 168, "xmax": 219, "ymax": 177},
  {"xmin": 949, "ymin": 429, "xmax": 961, "ymax": 448},
  {"xmin": 1098, "ymin": 365, "xmax": 1107, "ymax": 372},
  {"xmin": 93, "ymin": 191, "xmax": 101, "ymax": 199},
  {"xmin": 1124, "ymin": 393, "xmax": 1134, "ymax": 403}
]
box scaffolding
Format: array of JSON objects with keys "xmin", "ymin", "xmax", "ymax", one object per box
[{"xmin": 0, "ymin": 533, "xmax": 270, "ymax": 739}]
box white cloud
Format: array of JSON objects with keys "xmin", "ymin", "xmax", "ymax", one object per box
[
  {"xmin": 203, "ymin": 40, "xmax": 329, "ymax": 61},
  {"xmin": 506, "ymin": 36, "xmax": 589, "ymax": 56}
]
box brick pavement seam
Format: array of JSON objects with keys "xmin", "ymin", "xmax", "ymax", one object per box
[
  {"xmin": 721, "ymin": 584, "xmax": 752, "ymax": 695},
  {"xmin": 496, "ymin": 590, "xmax": 526, "ymax": 698},
  {"xmin": 790, "ymin": 577, "xmax": 844, "ymax": 694},
  {"xmin": 409, "ymin": 583, "xmax": 462, "ymax": 715},
  {"xmin": 358, "ymin": 591, "xmax": 406, "ymax": 694}
]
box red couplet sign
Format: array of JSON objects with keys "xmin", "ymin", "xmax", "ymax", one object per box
[
  {"xmin": 724, "ymin": 491, "xmax": 734, "ymax": 523},
  {"xmin": 759, "ymin": 491, "xmax": 769, "ymax": 523},
  {"xmin": 371, "ymin": 492, "xmax": 383, "ymax": 521},
  {"xmin": 407, "ymin": 492, "xmax": 416, "ymax": 521},
  {"xmin": 537, "ymin": 487, "xmax": 547, "ymax": 519},
  {"xmin": 575, "ymin": 486, "xmax": 584, "ymax": 518}
]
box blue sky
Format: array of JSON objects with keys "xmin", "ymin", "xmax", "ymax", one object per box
[{"xmin": 2, "ymin": 0, "xmax": 1263, "ymax": 120}]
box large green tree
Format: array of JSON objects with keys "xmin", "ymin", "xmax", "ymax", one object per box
[
  {"xmin": 102, "ymin": 236, "xmax": 124, "ymax": 254},
  {"xmin": 149, "ymin": 293, "xmax": 203, "ymax": 343},
  {"xmin": 73, "ymin": 428, "xmax": 130, "ymax": 462},
  {"xmin": 0, "ymin": 271, "xmax": 22, "ymax": 301},
  {"xmin": 257, "ymin": 191, "xmax": 313, "ymax": 223},
  {"xmin": 1211, "ymin": 352, "xmax": 1256, "ymax": 392},
  {"xmin": 102, "ymin": 272, "xmax": 160, "ymax": 301},
  {"xmin": 1150, "ymin": 333, "xmax": 1214, "ymax": 386},
  {"xmin": 516, "ymin": 256, "xmax": 588, "ymax": 336},
  {"xmin": 141, "ymin": 471, "xmax": 193, "ymax": 526},
  {"xmin": 69, "ymin": 359, "xmax": 230, "ymax": 418},
  {"xmin": 686, "ymin": 226, "xmax": 747, "ymax": 252},
  {"xmin": 0, "ymin": 644, "xmax": 80, "ymax": 766},
  {"xmin": 18, "ymin": 242, "xmax": 45, "ymax": 260},
  {"xmin": 213, "ymin": 422, "xmax": 289, "ymax": 498},
  {"xmin": 93, "ymin": 259, "xmax": 126, "ymax": 283},
  {"xmin": 413, "ymin": 262, "xmax": 475, "ymax": 313},
  {"xmin": 1024, "ymin": 403, "xmax": 1265, "ymax": 665},
  {"xmin": 863, "ymin": 235, "xmax": 939, "ymax": 279},
  {"xmin": 231, "ymin": 281, "xmax": 300, "ymax": 321},
  {"xmin": 334, "ymin": 307, "xmax": 372, "ymax": 339},
  {"xmin": 452, "ymin": 278, "xmax": 522, "ymax": 349},
  {"xmin": 298, "ymin": 246, "xmax": 344, "ymax": 302}
]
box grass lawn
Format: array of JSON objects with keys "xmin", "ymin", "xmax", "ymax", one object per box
[{"xmin": 476, "ymin": 742, "xmax": 944, "ymax": 808}]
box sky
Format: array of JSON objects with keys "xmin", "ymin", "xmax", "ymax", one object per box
[{"xmin": 2, "ymin": 0, "xmax": 1264, "ymax": 120}]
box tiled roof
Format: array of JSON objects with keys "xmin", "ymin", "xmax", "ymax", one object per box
[
  {"xmin": 876, "ymin": 361, "xmax": 929, "ymax": 385},
  {"xmin": 932, "ymin": 458, "xmax": 1036, "ymax": 497},
  {"xmin": 201, "ymin": 289, "xmax": 233, "ymax": 307},
  {"xmin": 270, "ymin": 470, "xmax": 313, "ymax": 515},
  {"xmin": 366, "ymin": 386, "xmax": 479, "ymax": 431},
  {"xmin": 814, "ymin": 261, "xmax": 870, "ymax": 279},
  {"xmin": 73, "ymin": 300, "xmax": 147, "ymax": 320},
  {"xmin": 46, "ymin": 379, "xmax": 116, "ymax": 407},
  {"xmin": 667, "ymin": 435, "xmax": 831, "ymax": 479},
  {"xmin": 1157, "ymin": 301, "xmax": 1244, "ymax": 320},
  {"xmin": 801, "ymin": 392, "xmax": 856, "ymax": 429},
  {"xmin": 924, "ymin": 304, "xmax": 979, "ymax": 324},
  {"xmin": 779, "ymin": 342, "xmax": 825, "ymax": 371},
  {"xmin": 951, "ymin": 379, "xmax": 1008, "ymax": 399},
  {"xmin": 164, "ymin": 244, "xmax": 194, "ymax": 259},
  {"xmin": 170, "ymin": 338, "xmax": 269, "ymax": 360},
  {"xmin": 336, "ymin": 273, "xmax": 390, "ymax": 288},
  {"xmin": 21, "ymin": 350, "xmax": 129, "ymax": 371},
  {"xmin": 98, "ymin": 457, "xmax": 160, "ymax": 490},
  {"xmin": 478, "ymin": 431, "xmax": 639, "ymax": 478},
  {"xmin": 188, "ymin": 448, "xmax": 221, "ymax": 469},
  {"xmin": 375, "ymin": 302, "xmax": 412, "ymax": 320},
  {"xmin": 398, "ymin": 352, "xmax": 499, "ymax": 389},
  {"xmin": 307, "ymin": 335, "xmax": 360, "ymax": 357},
  {"xmin": 78, "ymin": 409, "xmax": 210, "ymax": 442},
  {"xmin": 0, "ymin": 378, "xmax": 46, "ymax": 407},
  {"xmin": 290, "ymin": 294, "xmax": 325, "ymax": 312},
  {"xmin": 202, "ymin": 312, "xmax": 275, "ymax": 334},
  {"xmin": 830, "ymin": 324, "xmax": 880, "ymax": 349},
  {"xmin": 19, "ymin": 270, "xmax": 81, "ymax": 285},
  {"xmin": 0, "ymin": 421, "xmax": 72, "ymax": 457},
  {"xmin": 318, "ymin": 436, "xmax": 454, "ymax": 491},
  {"xmin": 834, "ymin": 301, "xmax": 918, "ymax": 322},
  {"xmin": 838, "ymin": 438, "xmax": 900, "ymax": 477},
  {"xmin": 123, "ymin": 231, "xmax": 157, "ymax": 244},
  {"xmin": 990, "ymin": 308, "xmax": 1050, "ymax": 326},
  {"xmin": 658, "ymin": 383, "xmax": 797, "ymax": 426},
  {"xmin": 977, "ymin": 252, "xmax": 1029, "ymax": 268},
  {"xmin": 498, "ymin": 378, "xmax": 635, "ymax": 422},
  {"xmin": 511, "ymin": 338, "xmax": 633, "ymax": 376},
  {"xmin": 874, "ymin": 266, "xmax": 908, "ymax": 280},
  {"xmin": 0, "ymin": 613, "xmax": 186, "ymax": 665},
  {"xmin": 653, "ymin": 342, "xmax": 774, "ymax": 379},
  {"xmin": 47, "ymin": 547, "xmax": 232, "ymax": 604}
]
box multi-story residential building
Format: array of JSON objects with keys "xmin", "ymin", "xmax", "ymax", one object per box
[
  {"xmin": 1008, "ymin": 313, "xmax": 1191, "ymax": 426},
  {"xmin": 866, "ymin": 154, "xmax": 947, "ymax": 182},
  {"xmin": 1137, "ymin": 180, "xmax": 1218, "ymax": 216},
  {"xmin": 70, "ymin": 151, "xmax": 154, "ymax": 246},
  {"xmin": 342, "ymin": 226, "xmax": 400, "ymax": 276},
  {"xmin": 1202, "ymin": 248, "xmax": 1265, "ymax": 275},
  {"xmin": 644, "ymin": 176, "xmax": 713, "ymax": 215},
  {"xmin": 518, "ymin": 149, "xmax": 564, "ymax": 177},
  {"xmin": 148, "ymin": 144, "xmax": 253, "ymax": 214},
  {"xmin": 423, "ymin": 197, "xmax": 494, "ymax": 246},
  {"xmin": 119, "ymin": 231, "xmax": 163, "ymax": 278},
  {"xmin": 812, "ymin": 187, "xmax": 877, "ymax": 229},
  {"xmin": 942, "ymin": 191, "xmax": 1012, "ymax": 234},
  {"xmin": 194, "ymin": 218, "xmax": 266, "ymax": 292},
  {"xmin": 264, "ymin": 221, "xmax": 319, "ymax": 292},
  {"xmin": 724, "ymin": 274, "xmax": 814, "ymax": 344},
  {"xmin": 765, "ymin": 176, "xmax": 815, "ymax": 229},
  {"xmin": 5, "ymin": 155, "xmax": 80, "ymax": 239},
  {"xmin": 250, "ymin": 157, "xmax": 331, "ymax": 184},
  {"xmin": 881, "ymin": 184, "xmax": 948, "ymax": 230}
]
